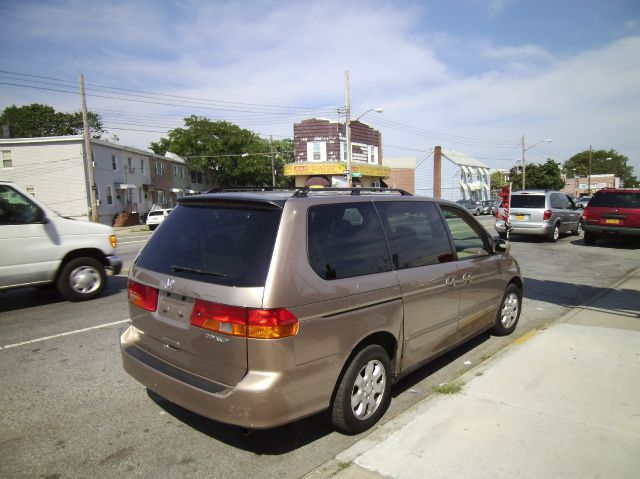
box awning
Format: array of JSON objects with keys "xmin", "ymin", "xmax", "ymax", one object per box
[
  {"xmin": 460, "ymin": 181, "xmax": 470, "ymax": 193},
  {"xmin": 117, "ymin": 184, "xmax": 136, "ymax": 189},
  {"xmin": 304, "ymin": 175, "xmax": 331, "ymax": 187}
]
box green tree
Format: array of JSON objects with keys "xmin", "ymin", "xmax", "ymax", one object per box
[
  {"xmin": 510, "ymin": 158, "xmax": 565, "ymax": 190},
  {"xmin": 563, "ymin": 149, "xmax": 638, "ymax": 187},
  {"xmin": 490, "ymin": 171, "xmax": 508, "ymax": 189},
  {"xmin": 0, "ymin": 103, "xmax": 105, "ymax": 138},
  {"xmin": 150, "ymin": 116, "xmax": 294, "ymax": 188}
]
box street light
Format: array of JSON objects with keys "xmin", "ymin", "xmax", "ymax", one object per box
[
  {"xmin": 344, "ymin": 71, "xmax": 383, "ymax": 187},
  {"xmin": 241, "ymin": 151, "xmax": 277, "ymax": 187},
  {"xmin": 521, "ymin": 136, "xmax": 552, "ymax": 190}
]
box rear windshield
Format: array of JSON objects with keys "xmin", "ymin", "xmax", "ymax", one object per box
[
  {"xmin": 588, "ymin": 192, "xmax": 640, "ymax": 208},
  {"xmin": 510, "ymin": 195, "xmax": 545, "ymax": 208},
  {"xmin": 135, "ymin": 203, "xmax": 282, "ymax": 287}
]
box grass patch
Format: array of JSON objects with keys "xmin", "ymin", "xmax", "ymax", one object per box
[
  {"xmin": 433, "ymin": 381, "xmax": 464, "ymax": 394},
  {"xmin": 475, "ymin": 371, "xmax": 484, "ymax": 377},
  {"xmin": 331, "ymin": 462, "xmax": 351, "ymax": 476},
  {"xmin": 480, "ymin": 353, "xmax": 493, "ymax": 361}
]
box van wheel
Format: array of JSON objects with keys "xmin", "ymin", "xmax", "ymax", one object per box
[
  {"xmin": 331, "ymin": 345, "xmax": 391, "ymax": 435},
  {"xmin": 572, "ymin": 221, "xmax": 582, "ymax": 236},
  {"xmin": 548, "ymin": 224, "xmax": 560, "ymax": 242},
  {"xmin": 57, "ymin": 257, "xmax": 106, "ymax": 301},
  {"xmin": 492, "ymin": 284, "xmax": 521, "ymax": 336}
]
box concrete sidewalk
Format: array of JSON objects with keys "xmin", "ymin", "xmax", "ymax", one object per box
[{"xmin": 323, "ymin": 268, "xmax": 640, "ymax": 479}]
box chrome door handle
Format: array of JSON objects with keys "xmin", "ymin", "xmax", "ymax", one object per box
[
  {"xmin": 461, "ymin": 272, "xmax": 472, "ymax": 284},
  {"xmin": 445, "ymin": 276, "xmax": 457, "ymax": 287}
]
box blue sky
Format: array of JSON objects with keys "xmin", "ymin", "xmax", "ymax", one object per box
[{"xmin": 1, "ymin": 0, "xmax": 639, "ymax": 173}]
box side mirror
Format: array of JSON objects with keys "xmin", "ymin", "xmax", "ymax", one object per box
[{"xmin": 494, "ymin": 238, "xmax": 510, "ymax": 255}]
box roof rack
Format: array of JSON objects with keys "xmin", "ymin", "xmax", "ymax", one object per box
[
  {"xmin": 206, "ymin": 187, "xmax": 298, "ymax": 193},
  {"xmin": 292, "ymin": 187, "xmax": 412, "ymax": 197}
]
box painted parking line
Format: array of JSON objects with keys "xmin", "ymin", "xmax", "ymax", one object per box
[{"xmin": 0, "ymin": 319, "xmax": 130, "ymax": 350}]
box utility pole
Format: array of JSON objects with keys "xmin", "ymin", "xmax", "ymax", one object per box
[
  {"xmin": 587, "ymin": 145, "xmax": 593, "ymax": 195},
  {"xmin": 521, "ymin": 134, "xmax": 526, "ymax": 191},
  {"xmin": 345, "ymin": 71, "xmax": 352, "ymax": 188},
  {"xmin": 80, "ymin": 74, "xmax": 98, "ymax": 223},
  {"xmin": 269, "ymin": 135, "xmax": 276, "ymax": 187}
]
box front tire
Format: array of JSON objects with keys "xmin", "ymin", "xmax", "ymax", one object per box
[
  {"xmin": 331, "ymin": 345, "xmax": 392, "ymax": 435},
  {"xmin": 492, "ymin": 283, "xmax": 522, "ymax": 336},
  {"xmin": 57, "ymin": 257, "xmax": 106, "ymax": 301},
  {"xmin": 572, "ymin": 221, "xmax": 582, "ymax": 236}
]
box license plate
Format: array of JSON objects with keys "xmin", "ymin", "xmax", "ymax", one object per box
[
  {"xmin": 515, "ymin": 214, "xmax": 526, "ymax": 221},
  {"xmin": 604, "ymin": 219, "xmax": 621, "ymax": 225}
]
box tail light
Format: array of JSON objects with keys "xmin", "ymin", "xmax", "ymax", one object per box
[
  {"xmin": 128, "ymin": 280, "xmax": 159, "ymax": 312},
  {"xmin": 109, "ymin": 234, "xmax": 118, "ymax": 248},
  {"xmin": 191, "ymin": 300, "xmax": 299, "ymax": 339},
  {"xmin": 543, "ymin": 210, "xmax": 552, "ymax": 220}
]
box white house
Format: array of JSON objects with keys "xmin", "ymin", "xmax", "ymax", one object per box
[
  {"xmin": 0, "ymin": 136, "xmax": 178, "ymax": 225},
  {"xmin": 415, "ymin": 147, "xmax": 491, "ymax": 202}
]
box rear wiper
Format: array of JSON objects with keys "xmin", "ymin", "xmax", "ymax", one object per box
[{"xmin": 170, "ymin": 265, "xmax": 228, "ymax": 277}]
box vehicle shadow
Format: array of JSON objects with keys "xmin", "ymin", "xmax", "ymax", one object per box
[
  {"xmin": 523, "ymin": 276, "xmax": 639, "ymax": 315},
  {"xmin": 392, "ymin": 332, "xmax": 491, "ymax": 397},
  {"xmin": 147, "ymin": 389, "xmax": 334, "ymax": 454},
  {"xmin": 0, "ymin": 275, "xmax": 128, "ymax": 313},
  {"xmin": 569, "ymin": 237, "xmax": 640, "ymax": 249}
]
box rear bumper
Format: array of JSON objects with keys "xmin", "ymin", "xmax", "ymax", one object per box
[
  {"xmin": 495, "ymin": 220, "xmax": 554, "ymax": 236},
  {"xmin": 582, "ymin": 224, "xmax": 640, "ymax": 237},
  {"xmin": 106, "ymin": 255, "xmax": 122, "ymax": 275},
  {"xmin": 120, "ymin": 325, "xmax": 339, "ymax": 429}
]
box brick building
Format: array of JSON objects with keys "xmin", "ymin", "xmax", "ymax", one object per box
[{"xmin": 286, "ymin": 118, "xmax": 390, "ymax": 187}]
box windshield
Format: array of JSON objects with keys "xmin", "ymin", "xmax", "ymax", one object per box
[{"xmin": 135, "ymin": 203, "xmax": 282, "ymax": 287}]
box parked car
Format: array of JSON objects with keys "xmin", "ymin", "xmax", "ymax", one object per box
[
  {"xmin": 0, "ymin": 180, "xmax": 122, "ymax": 301},
  {"xmin": 582, "ymin": 188, "xmax": 640, "ymax": 245},
  {"xmin": 456, "ymin": 199, "xmax": 481, "ymax": 216},
  {"xmin": 480, "ymin": 199, "xmax": 501, "ymax": 216},
  {"xmin": 145, "ymin": 208, "xmax": 172, "ymax": 230},
  {"xmin": 494, "ymin": 190, "xmax": 582, "ymax": 242},
  {"xmin": 121, "ymin": 188, "xmax": 523, "ymax": 434},
  {"xmin": 576, "ymin": 196, "xmax": 592, "ymax": 209}
]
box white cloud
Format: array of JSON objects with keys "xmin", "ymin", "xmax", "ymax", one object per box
[{"xmin": 1, "ymin": 0, "xmax": 639, "ymax": 173}]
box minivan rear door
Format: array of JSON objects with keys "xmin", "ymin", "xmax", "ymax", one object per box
[{"xmin": 129, "ymin": 199, "xmax": 283, "ymax": 386}]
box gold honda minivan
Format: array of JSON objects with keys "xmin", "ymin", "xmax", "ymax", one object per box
[{"xmin": 121, "ymin": 188, "xmax": 522, "ymax": 434}]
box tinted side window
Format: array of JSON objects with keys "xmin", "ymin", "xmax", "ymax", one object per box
[
  {"xmin": 439, "ymin": 206, "xmax": 489, "ymax": 259},
  {"xmin": 308, "ymin": 203, "xmax": 391, "ymax": 280},
  {"xmin": 0, "ymin": 185, "xmax": 42, "ymax": 225},
  {"xmin": 375, "ymin": 201, "xmax": 454, "ymax": 269},
  {"xmin": 135, "ymin": 204, "xmax": 281, "ymax": 287},
  {"xmin": 550, "ymin": 193, "xmax": 567, "ymax": 209}
]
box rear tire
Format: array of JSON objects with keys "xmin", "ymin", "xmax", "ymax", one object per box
[
  {"xmin": 548, "ymin": 224, "xmax": 560, "ymax": 242},
  {"xmin": 584, "ymin": 231, "xmax": 596, "ymax": 245},
  {"xmin": 492, "ymin": 283, "xmax": 522, "ymax": 336},
  {"xmin": 331, "ymin": 345, "xmax": 392, "ymax": 435},
  {"xmin": 56, "ymin": 257, "xmax": 106, "ymax": 301}
]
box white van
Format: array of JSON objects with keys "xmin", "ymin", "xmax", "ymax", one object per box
[{"xmin": 0, "ymin": 180, "xmax": 122, "ymax": 301}]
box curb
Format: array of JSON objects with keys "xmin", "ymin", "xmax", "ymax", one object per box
[{"xmin": 306, "ymin": 265, "xmax": 640, "ymax": 479}]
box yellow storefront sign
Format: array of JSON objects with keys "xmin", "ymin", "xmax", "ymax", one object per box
[{"xmin": 284, "ymin": 162, "xmax": 390, "ymax": 178}]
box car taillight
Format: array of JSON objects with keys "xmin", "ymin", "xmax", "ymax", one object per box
[
  {"xmin": 543, "ymin": 210, "xmax": 552, "ymax": 220},
  {"xmin": 109, "ymin": 234, "xmax": 118, "ymax": 248},
  {"xmin": 191, "ymin": 300, "xmax": 299, "ymax": 339},
  {"xmin": 128, "ymin": 280, "xmax": 159, "ymax": 312}
]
